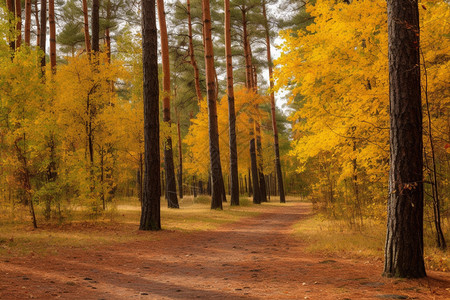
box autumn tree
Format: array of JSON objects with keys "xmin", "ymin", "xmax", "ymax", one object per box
[
  {"xmin": 225, "ymin": 0, "xmax": 239, "ymax": 205},
  {"xmin": 383, "ymin": 0, "xmax": 426, "ymax": 278},
  {"xmin": 158, "ymin": 0, "xmax": 179, "ymax": 208},
  {"xmin": 140, "ymin": 0, "xmax": 161, "ymax": 230},
  {"xmin": 202, "ymin": 0, "xmax": 226, "ymax": 209}
]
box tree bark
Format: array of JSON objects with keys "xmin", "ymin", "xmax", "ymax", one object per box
[
  {"xmin": 140, "ymin": 0, "xmax": 161, "ymax": 231},
  {"xmin": 157, "ymin": 0, "xmax": 179, "ymax": 208},
  {"xmin": 92, "ymin": 0, "xmax": 100, "ymax": 53},
  {"xmin": 187, "ymin": 0, "xmax": 203, "ymax": 102},
  {"xmin": 48, "ymin": 0, "xmax": 56, "ymax": 72},
  {"xmin": 39, "ymin": 0, "xmax": 46, "ymax": 69},
  {"xmin": 262, "ymin": 0, "xmax": 285, "ymax": 203},
  {"xmin": 15, "ymin": 0, "xmax": 22, "ymax": 48},
  {"xmin": 24, "ymin": 0, "xmax": 31, "ymax": 45},
  {"xmin": 384, "ymin": 0, "xmax": 426, "ymax": 278},
  {"xmin": 177, "ymin": 112, "xmax": 183, "ymax": 199},
  {"xmin": 241, "ymin": 6, "xmax": 253, "ymax": 89},
  {"xmin": 82, "ymin": 0, "xmax": 91, "ymax": 56},
  {"xmin": 203, "ymin": 0, "xmax": 225, "ymax": 209},
  {"xmin": 250, "ymin": 138, "xmax": 261, "ymax": 204},
  {"xmin": 225, "ymin": 0, "xmax": 239, "ymax": 206},
  {"xmin": 34, "ymin": 0, "xmax": 40, "ymax": 47}
]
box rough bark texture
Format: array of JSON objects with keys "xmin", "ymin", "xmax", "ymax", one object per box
[
  {"xmin": 241, "ymin": 7, "xmax": 253, "ymax": 89},
  {"xmin": 384, "ymin": 0, "xmax": 426, "ymax": 278},
  {"xmin": 177, "ymin": 115, "xmax": 183, "ymax": 199},
  {"xmin": 82, "ymin": 0, "xmax": 91, "ymax": 56},
  {"xmin": 49, "ymin": 0, "xmax": 56, "ymax": 72},
  {"xmin": 262, "ymin": 0, "xmax": 285, "ymax": 203},
  {"xmin": 39, "ymin": 0, "xmax": 46, "ymax": 69},
  {"xmin": 140, "ymin": 0, "xmax": 161, "ymax": 231},
  {"xmin": 202, "ymin": 0, "xmax": 224, "ymax": 210},
  {"xmin": 250, "ymin": 138, "xmax": 261, "ymax": 204},
  {"xmin": 24, "ymin": 0, "xmax": 31, "ymax": 44},
  {"xmin": 92, "ymin": 0, "xmax": 100, "ymax": 53},
  {"xmin": 225, "ymin": 0, "xmax": 239, "ymax": 206},
  {"xmin": 157, "ymin": 0, "xmax": 179, "ymax": 208},
  {"xmin": 15, "ymin": 0, "xmax": 21, "ymax": 48},
  {"xmin": 187, "ymin": 0, "xmax": 202, "ymax": 102}
]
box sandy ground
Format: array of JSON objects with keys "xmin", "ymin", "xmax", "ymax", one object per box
[{"xmin": 0, "ymin": 202, "xmax": 449, "ymax": 299}]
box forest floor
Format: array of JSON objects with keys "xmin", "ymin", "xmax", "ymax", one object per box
[{"xmin": 0, "ymin": 201, "xmax": 449, "ymax": 299}]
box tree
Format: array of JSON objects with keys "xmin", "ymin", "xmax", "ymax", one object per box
[
  {"xmin": 383, "ymin": 0, "xmax": 426, "ymax": 278},
  {"xmin": 40, "ymin": 0, "xmax": 46, "ymax": 69},
  {"xmin": 92, "ymin": 0, "xmax": 100, "ymax": 53},
  {"xmin": 157, "ymin": 0, "xmax": 179, "ymax": 208},
  {"xmin": 262, "ymin": 0, "xmax": 285, "ymax": 203},
  {"xmin": 140, "ymin": 0, "xmax": 161, "ymax": 230},
  {"xmin": 224, "ymin": 0, "xmax": 239, "ymax": 206},
  {"xmin": 24, "ymin": 0, "xmax": 32, "ymax": 45},
  {"xmin": 202, "ymin": 0, "xmax": 225, "ymax": 209}
]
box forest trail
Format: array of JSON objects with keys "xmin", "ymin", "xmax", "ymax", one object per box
[{"xmin": 0, "ymin": 202, "xmax": 449, "ymax": 299}]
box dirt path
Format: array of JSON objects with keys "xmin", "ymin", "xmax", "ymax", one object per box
[{"xmin": 1, "ymin": 203, "xmax": 449, "ymax": 299}]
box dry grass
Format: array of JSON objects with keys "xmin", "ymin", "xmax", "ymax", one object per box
[
  {"xmin": 0, "ymin": 195, "xmax": 271, "ymax": 257},
  {"xmin": 292, "ymin": 214, "xmax": 449, "ymax": 272}
]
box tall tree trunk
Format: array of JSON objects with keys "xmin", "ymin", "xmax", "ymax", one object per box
[
  {"xmin": 24, "ymin": 0, "xmax": 31, "ymax": 45},
  {"xmin": 48, "ymin": 0, "xmax": 56, "ymax": 72},
  {"xmin": 241, "ymin": 6, "xmax": 253, "ymax": 89},
  {"xmin": 82, "ymin": 0, "xmax": 91, "ymax": 56},
  {"xmin": 248, "ymin": 168, "xmax": 252, "ymax": 196},
  {"xmin": 422, "ymin": 51, "xmax": 446, "ymax": 250},
  {"xmin": 15, "ymin": 0, "xmax": 21, "ymax": 48},
  {"xmin": 202, "ymin": 0, "xmax": 225, "ymax": 209},
  {"xmin": 224, "ymin": 0, "xmax": 239, "ymax": 206},
  {"xmin": 140, "ymin": 0, "xmax": 161, "ymax": 231},
  {"xmin": 157, "ymin": 0, "xmax": 179, "ymax": 208},
  {"xmin": 105, "ymin": 0, "xmax": 111, "ymax": 62},
  {"xmin": 384, "ymin": 0, "xmax": 426, "ymax": 278},
  {"xmin": 262, "ymin": 0, "xmax": 285, "ymax": 203},
  {"xmin": 187, "ymin": 0, "xmax": 202, "ymax": 102},
  {"xmin": 177, "ymin": 111, "xmax": 183, "ymax": 199},
  {"xmin": 91, "ymin": 0, "xmax": 100, "ymax": 53},
  {"xmin": 250, "ymin": 137, "xmax": 261, "ymax": 204},
  {"xmin": 39, "ymin": 0, "xmax": 46, "ymax": 69}
]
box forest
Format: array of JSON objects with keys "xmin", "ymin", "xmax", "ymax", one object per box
[{"xmin": 0, "ymin": 0, "xmax": 449, "ymax": 298}]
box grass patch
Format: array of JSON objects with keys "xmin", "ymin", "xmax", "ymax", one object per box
[
  {"xmin": 0, "ymin": 195, "xmax": 267, "ymax": 258},
  {"xmin": 293, "ymin": 214, "xmax": 449, "ymax": 272}
]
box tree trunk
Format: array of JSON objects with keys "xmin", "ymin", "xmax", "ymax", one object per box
[
  {"xmin": 157, "ymin": 0, "xmax": 179, "ymax": 208},
  {"xmin": 48, "ymin": 0, "xmax": 56, "ymax": 72},
  {"xmin": 82, "ymin": 0, "xmax": 91, "ymax": 56},
  {"xmin": 203, "ymin": 0, "xmax": 225, "ymax": 210},
  {"xmin": 422, "ymin": 51, "xmax": 446, "ymax": 250},
  {"xmin": 15, "ymin": 0, "xmax": 21, "ymax": 49},
  {"xmin": 177, "ymin": 113, "xmax": 183, "ymax": 199},
  {"xmin": 225, "ymin": 0, "xmax": 239, "ymax": 206},
  {"xmin": 250, "ymin": 138, "xmax": 261, "ymax": 204},
  {"xmin": 262, "ymin": 0, "xmax": 285, "ymax": 203},
  {"xmin": 39, "ymin": 0, "xmax": 46, "ymax": 69},
  {"xmin": 24, "ymin": 0, "xmax": 31, "ymax": 45},
  {"xmin": 241, "ymin": 7, "xmax": 253, "ymax": 89},
  {"xmin": 248, "ymin": 168, "xmax": 252, "ymax": 197},
  {"xmin": 105, "ymin": 0, "xmax": 111, "ymax": 62},
  {"xmin": 384, "ymin": 0, "xmax": 426, "ymax": 278},
  {"xmin": 92, "ymin": 0, "xmax": 100, "ymax": 53},
  {"xmin": 140, "ymin": 0, "xmax": 161, "ymax": 231},
  {"xmin": 187, "ymin": 0, "xmax": 202, "ymax": 102}
]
